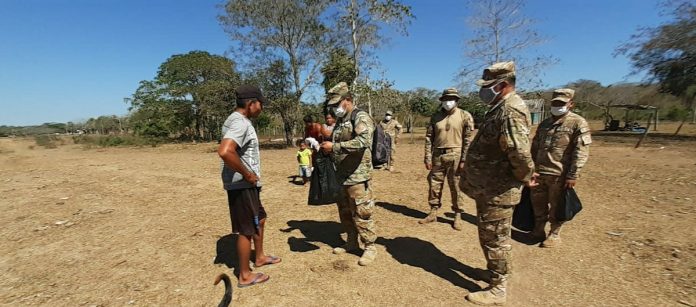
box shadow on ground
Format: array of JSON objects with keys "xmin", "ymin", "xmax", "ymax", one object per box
[
  {"xmin": 377, "ymin": 236, "xmax": 485, "ymax": 292},
  {"xmin": 214, "ymin": 234, "xmax": 241, "ymax": 277},
  {"xmin": 281, "ymin": 220, "xmax": 344, "ymax": 252},
  {"xmin": 376, "ymin": 201, "xmax": 477, "ymax": 226}
]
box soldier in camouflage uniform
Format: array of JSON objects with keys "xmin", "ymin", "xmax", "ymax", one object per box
[
  {"xmin": 420, "ymin": 88, "xmax": 475, "ymax": 231},
  {"xmin": 460, "ymin": 62, "xmax": 536, "ymax": 305},
  {"xmin": 379, "ymin": 110, "xmax": 402, "ymax": 172},
  {"xmin": 319, "ymin": 82, "xmax": 377, "ymax": 266},
  {"xmin": 530, "ymin": 88, "xmax": 591, "ymax": 248}
]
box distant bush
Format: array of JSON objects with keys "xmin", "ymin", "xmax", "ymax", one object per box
[
  {"xmin": 664, "ymin": 106, "xmax": 690, "ymax": 121},
  {"xmin": 72, "ymin": 134, "xmax": 162, "ymax": 147},
  {"xmin": 34, "ymin": 135, "xmax": 59, "ymax": 149}
]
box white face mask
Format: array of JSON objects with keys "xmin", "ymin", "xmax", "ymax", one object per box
[
  {"xmin": 334, "ymin": 104, "xmax": 347, "ymax": 118},
  {"xmin": 442, "ymin": 100, "xmax": 457, "ymax": 111},
  {"xmin": 385, "ymin": 115, "xmax": 392, "ymax": 121},
  {"xmin": 550, "ymin": 105, "xmax": 569, "ymax": 116}
]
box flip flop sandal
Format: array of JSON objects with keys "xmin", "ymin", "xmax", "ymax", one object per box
[
  {"xmin": 253, "ymin": 255, "xmax": 282, "ymax": 268},
  {"xmin": 237, "ymin": 273, "xmax": 270, "ymax": 288}
]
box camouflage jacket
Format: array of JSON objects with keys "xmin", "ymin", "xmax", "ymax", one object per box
[
  {"xmin": 461, "ymin": 92, "xmax": 535, "ymax": 205},
  {"xmin": 379, "ymin": 119, "xmax": 402, "ymax": 141},
  {"xmin": 531, "ymin": 112, "xmax": 591, "ymax": 179},
  {"xmin": 424, "ymin": 108, "xmax": 475, "ymax": 163},
  {"xmin": 331, "ymin": 108, "xmax": 374, "ymax": 185}
]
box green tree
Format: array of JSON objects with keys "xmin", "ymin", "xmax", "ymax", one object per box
[
  {"xmin": 321, "ymin": 48, "xmax": 357, "ymax": 93},
  {"xmin": 335, "ymin": 0, "xmax": 413, "ymax": 87},
  {"xmin": 334, "ymin": 0, "xmax": 413, "ymax": 115},
  {"xmin": 126, "ymin": 51, "xmax": 239, "ymax": 141},
  {"xmin": 155, "ymin": 51, "xmax": 239, "ymax": 140},
  {"xmin": 616, "ymin": 0, "xmax": 696, "ymax": 122},
  {"xmin": 220, "ymin": 0, "xmax": 333, "ymax": 145}
]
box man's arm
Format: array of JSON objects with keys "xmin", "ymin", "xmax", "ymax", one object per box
[
  {"xmin": 566, "ymin": 122, "xmax": 591, "ymax": 181},
  {"xmin": 500, "ymin": 110, "xmax": 535, "ymax": 185},
  {"xmin": 460, "ymin": 112, "xmax": 475, "ymax": 162},
  {"xmin": 218, "ymin": 139, "xmax": 258, "ymax": 185},
  {"xmin": 424, "ymin": 120, "xmax": 434, "ymax": 170},
  {"xmin": 395, "ymin": 121, "xmax": 402, "ymax": 141},
  {"xmin": 333, "ymin": 112, "xmax": 374, "ymax": 154}
]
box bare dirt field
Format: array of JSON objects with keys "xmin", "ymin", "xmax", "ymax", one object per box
[{"xmin": 1, "ymin": 125, "xmax": 695, "ymax": 306}]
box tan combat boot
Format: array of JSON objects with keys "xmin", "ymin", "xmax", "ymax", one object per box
[
  {"xmin": 418, "ymin": 207, "xmax": 438, "ymax": 224},
  {"xmin": 541, "ymin": 233, "xmax": 560, "ymax": 248},
  {"xmin": 466, "ymin": 281, "xmax": 507, "ymax": 305},
  {"xmin": 358, "ymin": 244, "xmax": 377, "ymax": 266},
  {"xmin": 452, "ymin": 213, "xmax": 464, "ymax": 231},
  {"xmin": 333, "ymin": 232, "xmax": 359, "ymax": 254}
]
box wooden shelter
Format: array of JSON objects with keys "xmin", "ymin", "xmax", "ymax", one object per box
[
  {"xmin": 604, "ymin": 104, "xmax": 659, "ymax": 131},
  {"xmin": 524, "ymin": 99, "xmax": 546, "ymax": 125}
]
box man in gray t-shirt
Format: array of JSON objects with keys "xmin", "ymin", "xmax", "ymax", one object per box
[{"xmin": 218, "ymin": 85, "xmax": 281, "ymax": 288}]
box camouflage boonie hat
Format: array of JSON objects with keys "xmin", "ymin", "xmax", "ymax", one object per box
[
  {"xmin": 476, "ymin": 61, "xmax": 516, "ymax": 87},
  {"xmin": 439, "ymin": 88, "xmax": 461, "ymax": 101},
  {"xmin": 551, "ymin": 88, "xmax": 575, "ymax": 103},
  {"xmin": 325, "ymin": 82, "xmax": 350, "ymax": 106},
  {"xmin": 385, "ymin": 110, "xmax": 393, "ymax": 116}
]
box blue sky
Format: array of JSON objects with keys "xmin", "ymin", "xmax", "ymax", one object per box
[{"xmin": 0, "ymin": 0, "xmax": 667, "ymax": 126}]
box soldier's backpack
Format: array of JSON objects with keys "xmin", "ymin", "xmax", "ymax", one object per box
[{"xmin": 350, "ymin": 108, "xmax": 391, "ymax": 168}]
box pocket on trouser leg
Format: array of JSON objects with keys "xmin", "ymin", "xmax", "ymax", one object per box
[{"xmin": 355, "ymin": 217, "xmax": 376, "ymax": 244}]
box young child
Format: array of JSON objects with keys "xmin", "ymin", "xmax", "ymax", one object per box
[{"xmin": 296, "ymin": 141, "xmax": 313, "ymax": 185}]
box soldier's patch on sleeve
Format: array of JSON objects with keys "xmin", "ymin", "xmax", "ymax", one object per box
[
  {"xmin": 581, "ymin": 134, "xmax": 592, "ymax": 145},
  {"xmin": 580, "ymin": 127, "xmax": 591, "ymax": 134},
  {"xmin": 354, "ymin": 123, "xmax": 367, "ymax": 134}
]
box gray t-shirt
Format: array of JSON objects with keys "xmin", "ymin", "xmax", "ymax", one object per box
[{"xmin": 221, "ymin": 112, "xmax": 262, "ymax": 190}]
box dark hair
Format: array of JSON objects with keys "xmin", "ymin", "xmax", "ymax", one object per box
[
  {"xmin": 303, "ymin": 115, "xmax": 314, "ymax": 123},
  {"xmin": 504, "ymin": 75, "xmax": 516, "ymax": 86},
  {"xmin": 236, "ymin": 98, "xmax": 257, "ymax": 108}
]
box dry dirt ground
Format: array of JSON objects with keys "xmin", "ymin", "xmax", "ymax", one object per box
[{"xmin": 1, "ymin": 126, "xmax": 695, "ymax": 306}]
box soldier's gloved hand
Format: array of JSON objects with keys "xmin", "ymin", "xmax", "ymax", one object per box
[
  {"xmin": 425, "ymin": 162, "xmax": 432, "ymax": 170},
  {"xmin": 565, "ymin": 179, "xmax": 576, "ymax": 189}
]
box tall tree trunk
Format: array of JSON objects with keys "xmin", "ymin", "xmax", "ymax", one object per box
[{"xmin": 351, "ymin": 0, "xmax": 359, "ymax": 90}]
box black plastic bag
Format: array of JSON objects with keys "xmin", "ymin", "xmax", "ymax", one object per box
[
  {"xmin": 512, "ymin": 187, "xmax": 535, "ymax": 231},
  {"xmin": 307, "ymin": 153, "xmax": 340, "ymax": 205},
  {"xmin": 556, "ymin": 188, "xmax": 582, "ymax": 222}
]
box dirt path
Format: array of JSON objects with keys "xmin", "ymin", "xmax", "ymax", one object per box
[{"xmin": 1, "ymin": 137, "xmax": 694, "ymax": 306}]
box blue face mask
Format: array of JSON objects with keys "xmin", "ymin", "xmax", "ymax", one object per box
[{"xmin": 478, "ymin": 82, "xmax": 502, "ymax": 104}]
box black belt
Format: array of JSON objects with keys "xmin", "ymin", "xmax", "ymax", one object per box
[{"xmin": 434, "ymin": 148, "xmax": 460, "ymax": 154}]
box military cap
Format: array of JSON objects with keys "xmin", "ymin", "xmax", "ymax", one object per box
[
  {"xmin": 439, "ymin": 88, "xmax": 461, "ymax": 101},
  {"xmin": 325, "ymin": 82, "xmax": 350, "ymax": 106},
  {"xmin": 235, "ymin": 85, "xmax": 268, "ymax": 104},
  {"xmin": 385, "ymin": 110, "xmax": 393, "ymax": 116},
  {"xmin": 550, "ymin": 88, "xmax": 575, "ymax": 103},
  {"xmin": 476, "ymin": 61, "xmax": 516, "ymax": 87}
]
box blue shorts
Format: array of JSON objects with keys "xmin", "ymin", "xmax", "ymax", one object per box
[{"xmin": 299, "ymin": 165, "xmax": 312, "ymax": 178}]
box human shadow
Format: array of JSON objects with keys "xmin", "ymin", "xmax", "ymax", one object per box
[
  {"xmin": 213, "ymin": 234, "xmax": 241, "ymax": 277},
  {"xmin": 443, "ymin": 212, "xmax": 477, "ymax": 226},
  {"xmin": 511, "ymin": 229, "xmax": 543, "ymax": 245},
  {"xmin": 280, "ymin": 220, "xmax": 344, "ymax": 252},
  {"xmin": 287, "ymin": 175, "xmax": 305, "ymax": 186},
  {"xmin": 376, "ymin": 201, "xmax": 476, "ymax": 226},
  {"xmin": 377, "ymin": 236, "xmax": 485, "ymax": 292}
]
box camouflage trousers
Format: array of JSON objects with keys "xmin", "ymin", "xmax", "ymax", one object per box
[
  {"xmin": 530, "ymin": 174, "xmax": 565, "ymax": 234},
  {"xmin": 475, "ymin": 198, "xmax": 513, "ymax": 284},
  {"xmin": 388, "ymin": 138, "xmax": 396, "ymax": 169},
  {"xmin": 336, "ymin": 181, "xmax": 376, "ymax": 245},
  {"xmin": 428, "ymin": 149, "xmax": 465, "ymax": 212}
]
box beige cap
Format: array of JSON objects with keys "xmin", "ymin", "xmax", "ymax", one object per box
[
  {"xmin": 325, "ymin": 82, "xmax": 350, "ymax": 105},
  {"xmin": 476, "ymin": 61, "xmax": 516, "ymax": 87},
  {"xmin": 551, "ymin": 88, "xmax": 575, "ymax": 103},
  {"xmin": 439, "ymin": 88, "xmax": 461, "ymax": 101}
]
